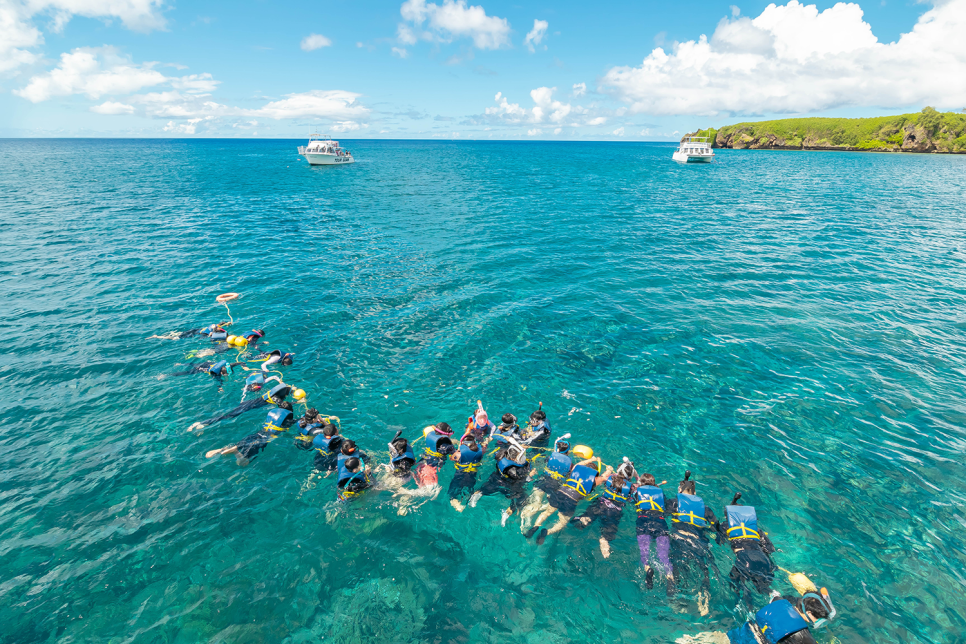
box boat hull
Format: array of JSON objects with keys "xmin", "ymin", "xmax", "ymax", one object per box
[
  {"xmin": 672, "ymin": 151, "xmax": 714, "ymax": 163},
  {"xmin": 303, "ymin": 153, "xmax": 354, "ymax": 166}
]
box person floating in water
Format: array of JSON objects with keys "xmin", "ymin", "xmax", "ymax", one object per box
[
  {"xmin": 469, "ymin": 436, "xmax": 532, "ymax": 525},
  {"xmin": 723, "ymin": 590, "xmax": 835, "ymax": 644},
  {"xmin": 414, "ymin": 422, "xmax": 456, "ymax": 487},
  {"xmin": 573, "ymin": 457, "xmax": 637, "ymax": 559},
  {"xmin": 519, "ymin": 433, "xmax": 572, "ymax": 531},
  {"xmin": 336, "ymin": 440, "xmax": 371, "ymax": 493},
  {"xmin": 248, "ymin": 349, "xmax": 294, "ymax": 371},
  {"xmin": 719, "ymin": 492, "xmax": 778, "ymax": 602},
  {"xmin": 311, "ymin": 423, "xmax": 344, "ymax": 475},
  {"xmin": 204, "ymin": 402, "xmax": 295, "ymax": 466},
  {"xmin": 634, "ymin": 473, "xmax": 675, "ymax": 594},
  {"xmin": 521, "ymin": 404, "xmax": 551, "ymax": 447},
  {"xmin": 293, "ymin": 409, "xmax": 323, "ymax": 451},
  {"xmin": 526, "ymin": 455, "xmax": 607, "ymax": 545},
  {"xmin": 667, "ymin": 471, "xmax": 721, "ymax": 616},
  {"xmin": 167, "ymin": 359, "xmax": 240, "ymax": 379},
  {"xmin": 448, "ymin": 434, "xmax": 484, "ymax": 512},
  {"xmin": 490, "ymin": 413, "xmax": 523, "ymax": 453},
  {"xmin": 387, "ymin": 430, "xmax": 417, "ymax": 480},
  {"xmin": 337, "ymin": 457, "xmax": 372, "ymax": 501},
  {"xmin": 464, "ymin": 402, "xmax": 495, "ymax": 443},
  {"xmin": 186, "ymin": 382, "xmax": 291, "ymax": 433},
  {"xmin": 148, "ymin": 322, "xmax": 230, "ymax": 341}
]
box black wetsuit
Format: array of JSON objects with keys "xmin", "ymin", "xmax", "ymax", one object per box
[
  {"xmin": 477, "ymin": 461, "xmax": 530, "ymax": 512},
  {"xmin": 665, "ymin": 497, "xmax": 720, "ymax": 593},
  {"xmin": 169, "ymin": 361, "xmax": 239, "ymax": 378},
  {"xmin": 522, "ymin": 421, "xmax": 551, "ymax": 448},
  {"xmin": 717, "ymin": 522, "xmax": 777, "ymax": 597},
  {"xmin": 196, "ymin": 398, "xmax": 268, "ymax": 429}
]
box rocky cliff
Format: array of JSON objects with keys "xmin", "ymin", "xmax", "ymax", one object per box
[{"xmin": 688, "ymin": 108, "xmax": 966, "ymax": 154}]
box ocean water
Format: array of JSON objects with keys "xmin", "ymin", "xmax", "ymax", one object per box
[{"xmin": 1, "ymin": 138, "xmax": 965, "ymax": 644}]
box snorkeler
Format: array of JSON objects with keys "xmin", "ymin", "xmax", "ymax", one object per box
[
  {"xmin": 293, "ymin": 409, "xmax": 323, "ymax": 451},
  {"xmin": 167, "ymin": 359, "xmax": 241, "ymax": 378},
  {"xmin": 204, "ymin": 402, "xmax": 295, "ymax": 466},
  {"xmin": 573, "ymin": 457, "xmax": 637, "ymax": 559},
  {"xmin": 311, "ymin": 423, "xmax": 344, "ymax": 474},
  {"xmin": 525, "ymin": 455, "xmax": 608, "ymax": 544},
  {"xmin": 239, "ymin": 329, "xmax": 266, "ymax": 346},
  {"xmin": 336, "ymin": 440, "xmax": 371, "ymax": 485},
  {"xmin": 519, "ymin": 433, "xmax": 572, "ymax": 529},
  {"xmin": 490, "ymin": 413, "xmax": 523, "ymax": 453},
  {"xmin": 148, "ymin": 322, "xmax": 230, "ymax": 341},
  {"xmin": 469, "ymin": 436, "xmax": 532, "ymax": 525},
  {"xmin": 388, "ymin": 430, "xmax": 417, "ymax": 479},
  {"xmin": 248, "ymin": 349, "xmax": 294, "ymax": 372},
  {"xmin": 464, "ymin": 402, "xmax": 495, "ymax": 443},
  {"xmin": 724, "ymin": 591, "xmax": 835, "ymax": 644},
  {"xmin": 718, "ymin": 493, "xmax": 778, "ymax": 601},
  {"xmin": 521, "ymin": 404, "xmax": 552, "ymax": 447},
  {"xmin": 337, "ymin": 457, "xmax": 373, "ymax": 501},
  {"xmin": 666, "ymin": 471, "xmax": 721, "ymax": 615},
  {"xmin": 414, "ymin": 422, "xmax": 457, "ymax": 487},
  {"xmin": 186, "ymin": 382, "xmax": 291, "ymax": 433},
  {"xmin": 448, "ymin": 434, "xmax": 484, "ymax": 512},
  {"xmin": 634, "ymin": 473, "xmax": 674, "ymax": 593}
]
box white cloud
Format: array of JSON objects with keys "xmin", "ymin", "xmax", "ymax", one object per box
[
  {"xmin": 14, "ymin": 47, "xmax": 167, "ymax": 102},
  {"xmin": 331, "ymin": 120, "xmax": 368, "ymax": 132},
  {"xmin": 163, "ymin": 118, "xmax": 201, "ymax": 135},
  {"xmin": 0, "ymin": 0, "xmax": 165, "ymax": 73},
  {"xmin": 91, "ymin": 100, "xmax": 134, "ymax": 114},
  {"xmin": 392, "ymin": 46, "xmax": 409, "ymax": 57},
  {"xmin": 249, "ymin": 90, "xmax": 370, "ymax": 120},
  {"xmin": 612, "ymin": 126, "xmax": 625, "ymax": 136},
  {"xmin": 524, "ymin": 19, "xmax": 548, "ymax": 53},
  {"xmin": 170, "ymin": 73, "xmax": 219, "ymax": 94},
  {"xmin": 553, "ymin": 127, "xmax": 561, "ymax": 134},
  {"xmin": 527, "ymin": 128, "xmax": 541, "ymax": 136},
  {"xmin": 601, "ymin": 0, "xmax": 966, "ymax": 115},
  {"xmin": 398, "ymin": 0, "xmax": 510, "ymax": 50},
  {"xmin": 586, "ymin": 116, "xmax": 606, "ymax": 126},
  {"xmin": 301, "ymin": 33, "xmax": 332, "ymax": 51},
  {"xmin": 486, "ymin": 87, "xmax": 575, "ymax": 124},
  {"xmin": 572, "ymin": 82, "xmax": 586, "ymax": 97}
]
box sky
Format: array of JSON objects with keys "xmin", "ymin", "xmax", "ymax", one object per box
[{"xmin": 1, "ymin": 0, "xmax": 964, "ymax": 139}]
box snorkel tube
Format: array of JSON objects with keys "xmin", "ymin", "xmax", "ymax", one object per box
[{"xmin": 551, "ymin": 432, "xmax": 572, "ymax": 451}]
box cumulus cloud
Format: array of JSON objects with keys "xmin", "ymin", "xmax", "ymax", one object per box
[
  {"xmin": 601, "ymin": 0, "xmax": 966, "ymax": 115},
  {"xmin": 91, "ymin": 100, "xmax": 134, "ymax": 114},
  {"xmin": 398, "ymin": 0, "xmax": 510, "ymax": 50},
  {"xmin": 586, "ymin": 116, "xmax": 606, "ymax": 125},
  {"xmin": 572, "ymin": 82, "xmax": 586, "ymax": 96},
  {"xmin": 0, "ymin": 0, "xmax": 165, "ymax": 73},
  {"xmin": 527, "ymin": 128, "xmax": 541, "ymax": 136},
  {"xmin": 485, "ymin": 87, "xmax": 575, "ymax": 124},
  {"xmin": 612, "ymin": 126, "xmax": 625, "ymax": 136},
  {"xmin": 524, "ymin": 19, "xmax": 548, "ymax": 52},
  {"xmin": 14, "ymin": 48, "xmax": 167, "ymax": 102},
  {"xmin": 392, "ymin": 46, "xmax": 408, "ymax": 57},
  {"xmin": 250, "ymin": 90, "xmax": 370, "ymax": 120},
  {"xmin": 301, "ymin": 33, "xmax": 332, "ymax": 51}
]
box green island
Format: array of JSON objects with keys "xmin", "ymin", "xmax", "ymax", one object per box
[{"xmin": 689, "ymin": 107, "xmax": 966, "ymax": 154}]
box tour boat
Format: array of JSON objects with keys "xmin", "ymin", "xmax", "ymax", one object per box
[
  {"xmin": 298, "ymin": 134, "xmax": 354, "ymax": 165},
  {"xmin": 673, "ymin": 137, "xmax": 714, "ymax": 163}
]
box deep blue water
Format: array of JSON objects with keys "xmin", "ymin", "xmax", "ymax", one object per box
[{"xmin": 1, "ymin": 139, "xmax": 965, "ymax": 644}]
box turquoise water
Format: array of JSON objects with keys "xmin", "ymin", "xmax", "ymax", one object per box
[{"xmin": 2, "ymin": 139, "xmax": 965, "ymax": 644}]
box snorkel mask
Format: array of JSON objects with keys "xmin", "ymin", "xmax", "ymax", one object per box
[
  {"xmin": 803, "ymin": 588, "xmax": 837, "ymax": 629},
  {"xmin": 616, "ymin": 456, "xmax": 636, "ymax": 479},
  {"xmin": 552, "ymin": 432, "xmax": 572, "ymax": 452},
  {"xmin": 507, "ymin": 446, "xmax": 527, "ymax": 464}
]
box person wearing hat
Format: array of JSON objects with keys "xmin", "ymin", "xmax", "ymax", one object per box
[
  {"xmin": 573, "ymin": 457, "xmax": 638, "ymax": 558},
  {"xmin": 525, "ymin": 455, "xmax": 609, "ymax": 545}
]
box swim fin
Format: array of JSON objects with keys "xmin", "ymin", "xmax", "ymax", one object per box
[
  {"xmin": 536, "ymin": 529, "xmax": 548, "ymax": 545},
  {"xmin": 524, "ymin": 526, "xmax": 540, "ymax": 539}
]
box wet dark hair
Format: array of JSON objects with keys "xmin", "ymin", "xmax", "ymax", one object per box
[
  {"xmin": 392, "ymin": 438, "xmax": 409, "ymax": 451},
  {"xmin": 640, "ymin": 473, "xmax": 656, "ymax": 486},
  {"xmin": 305, "ymin": 408, "xmax": 319, "ymax": 418},
  {"xmin": 281, "ymin": 356, "xmax": 293, "ymax": 366},
  {"xmin": 256, "ymin": 329, "xmax": 265, "ymax": 336},
  {"xmin": 679, "ymin": 480, "xmax": 696, "ymax": 494},
  {"xmin": 505, "ymin": 465, "xmax": 528, "ymax": 480},
  {"xmin": 464, "ymin": 439, "xmax": 479, "ymax": 452},
  {"xmin": 530, "ymin": 410, "xmax": 546, "ymax": 421},
  {"xmin": 437, "ymin": 422, "xmax": 451, "ymax": 433},
  {"xmin": 278, "ymin": 401, "xmax": 293, "ymax": 411},
  {"xmin": 345, "ymin": 457, "xmax": 361, "ymax": 471},
  {"xmin": 341, "ymin": 439, "xmax": 357, "ymax": 454},
  {"xmin": 555, "ymin": 441, "xmax": 570, "ymax": 453},
  {"xmin": 502, "ymin": 413, "xmax": 516, "ymax": 425},
  {"xmin": 323, "ymin": 423, "xmax": 338, "ymax": 437},
  {"xmin": 802, "ymin": 596, "xmax": 830, "ymax": 620}
]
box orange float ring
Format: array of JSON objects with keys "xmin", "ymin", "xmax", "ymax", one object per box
[{"xmin": 216, "ymin": 292, "xmax": 239, "ymax": 303}]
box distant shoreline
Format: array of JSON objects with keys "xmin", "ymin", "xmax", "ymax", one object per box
[{"xmin": 688, "ymin": 108, "xmax": 966, "ymax": 155}]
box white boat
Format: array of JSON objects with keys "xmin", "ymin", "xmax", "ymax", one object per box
[
  {"xmin": 673, "ymin": 136, "xmax": 714, "ymax": 163},
  {"xmin": 298, "ymin": 134, "xmax": 354, "ymax": 165}
]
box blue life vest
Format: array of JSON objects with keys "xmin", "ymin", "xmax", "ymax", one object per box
[
  {"xmin": 726, "ymin": 505, "xmax": 761, "ymax": 541},
  {"xmin": 338, "ymin": 471, "xmax": 372, "ymax": 499},
  {"xmin": 634, "ymin": 485, "xmax": 665, "ymax": 513},
  {"xmin": 243, "ymin": 330, "xmax": 263, "ymax": 342},
  {"xmin": 455, "ymin": 444, "xmax": 483, "ymax": 472},
  {"xmin": 262, "ymin": 407, "xmax": 293, "ymax": 434},
  {"xmin": 755, "ymin": 600, "xmax": 810, "ymax": 643},
  {"xmin": 201, "ymin": 324, "xmax": 216, "ymax": 335},
  {"xmin": 392, "ymin": 445, "xmax": 415, "ymax": 465},
  {"xmin": 673, "ymin": 493, "xmax": 709, "ymax": 528},
  {"xmin": 262, "ymin": 384, "xmax": 290, "ymax": 404},
  {"xmin": 312, "ymin": 434, "xmax": 342, "ymax": 456},
  {"xmin": 601, "ymin": 478, "xmax": 633, "ymax": 505},
  {"xmin": 545, "ymin": 452, "xmax": 573, "ymax": 479},
  {"xmin": 725, "ymin": 623, "xmax": 759, "ymax": 644},
  {"xmin": 245, "ymin": 373, "xmax": 266, "ymax": 388},
  {"xmin": 424, "ymin": 431, "xmax": 453, "ymax": 459},
  {"xmin": 299, "ymin": 422, "xmax": 321, "ymax": 436},
  {"xmin": 497, "ymin": 457, "xmax": 528, "ymax": 478},
  {"xmin": 208, "ymin": 360, "xmax": 229, "ymax": 376},
  {"xmin": 563, "ymin": 464, "xmax": 597, "ymax": 496},
  {"xmin": 492, "ymin": 424, "xmax": 519, "ymax": 446},
  {"xmin": 210, "ymin": 330, "xmax": 227, "ymax": 341},
  {"xmin": 336, "ymin": 452, "xmax": 354, "ymax": 483}
]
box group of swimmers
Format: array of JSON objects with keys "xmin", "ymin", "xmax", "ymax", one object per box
[{"xmin": 154, "ymin": 312, "xmax": 839, "ymax": 644}]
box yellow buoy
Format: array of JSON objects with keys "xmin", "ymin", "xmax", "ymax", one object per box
[
  {"xmin": 423, "ymin": 425, "xmax": 437, "ymax": 437},
  {"xmin": 572, "ymin": 445, "xmax": 594, "ymax": 460},
  {"xmin": 789, "ymin": 572, "xmax": 818, "ymax": 595},
  {"xmin": 293, "ymin": 389, "xmax": 306, "ymax": 400},
  {"xmin": 226, "ymin": 335, "xmax": 238, "ymax": 344},
  {"xmin": 234, "ymin": 337, "xmax": 248, "ymax": 346}
]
